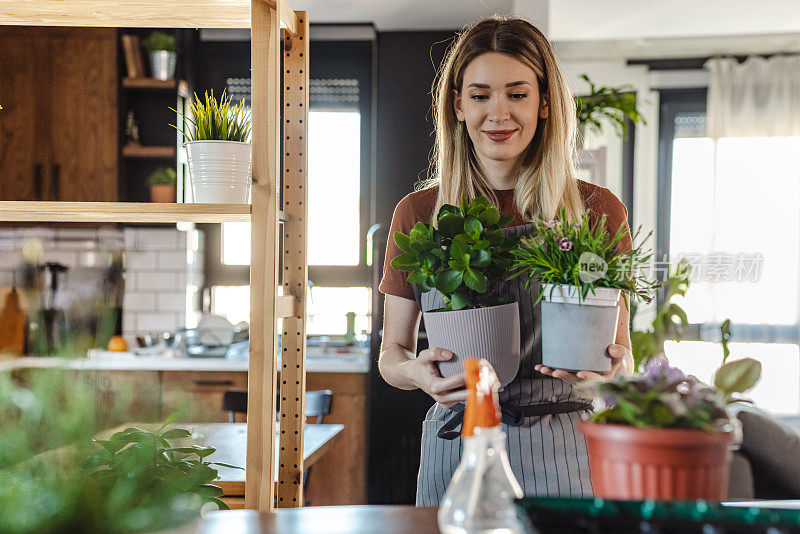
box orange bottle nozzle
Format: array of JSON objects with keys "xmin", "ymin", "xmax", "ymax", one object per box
[{"xmin": 462, "ymin": 358, "xmax": 501, "ymax": 437}]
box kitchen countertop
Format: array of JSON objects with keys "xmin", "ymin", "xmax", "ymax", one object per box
[{"xmin": 0, "ymin": 347, "xmax": 370, "ymax": 374}]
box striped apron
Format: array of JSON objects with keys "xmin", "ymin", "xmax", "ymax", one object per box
[{"xmin": 414, "ymin": 222, "xmax": 594, "ymax": 506}]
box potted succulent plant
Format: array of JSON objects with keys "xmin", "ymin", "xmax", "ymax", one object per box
[
  {"xmin": 143, "ymin": 30, "xmax": 177, "ymax": 81},
  {"xmin": 510, "ymin": 208, "xmax": 658, "ymax": 372},
  {"xmin": 391, "ymin": 196, "xmax": 522, "ymax": 385},
  {"xmin": 578, "ymin": 355, "xmax": 761, "ymax": 501},
  {"xmin": 147, "ymin": 166, "xmax": 177, "ymax": 203},
  {"xmin": 172, "ymin": 90, "xmax": 252, "ymax": 204}
]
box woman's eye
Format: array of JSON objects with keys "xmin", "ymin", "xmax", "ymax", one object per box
[
  {"xmin": 509, "ymin": 93, "xmax": 527, "ymax": 99},
  {"xmin": 470, "ymin": 94, "xmax": 488, "ymax": 101}
]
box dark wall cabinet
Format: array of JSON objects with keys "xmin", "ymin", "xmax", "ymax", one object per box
[{"xmin": 0, "ymin": 27, "xmax": 118, "ymax": 201}]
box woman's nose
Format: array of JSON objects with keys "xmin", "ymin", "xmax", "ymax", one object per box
[{"xmin": 487, "ymin": 96, "xmax": 511, "ymax": 124}]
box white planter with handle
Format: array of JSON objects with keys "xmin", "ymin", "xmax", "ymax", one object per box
[
  {"xmin": 185, "ymin": 140, "xmax": 251, "ymax": 204},
  {"xmin": 540, "ymin": 283, "xmax": 621, "ymax": 373},
  {"xmin": 423, "ymin": 302, "xmax": 521, "ymax": 387}
]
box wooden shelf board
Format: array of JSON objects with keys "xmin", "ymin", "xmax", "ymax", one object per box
[
  {"xmin": 122, "ymin": 77, "xmax": 185, "ymax": 89},
  {"xmin": 1, "ymin": 0, "xmax": 300, "ymax": 33},
  {"xmin": 0, "ymin": 202, "xmax": 251, "ymax": 223},
  {"xmin": 122, "ymin": 145, "xmax": 176, "ymax": 158}
]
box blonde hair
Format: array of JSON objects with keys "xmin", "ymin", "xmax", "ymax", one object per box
[{"xmin": 422, "ymin": 16, "xmax": 585, "ymax": 224}]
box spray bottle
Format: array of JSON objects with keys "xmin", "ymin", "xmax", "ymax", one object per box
[{"xmin": 437, "ymin": 358, "xmax": 526, "ymax": 534}]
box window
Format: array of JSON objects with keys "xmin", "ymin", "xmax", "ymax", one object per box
[
  {"xmin": 658, "ymin": 89, "xmax": 800, "ymax": 414},
  {"xmin": 203, "ymin": 40, "xmax": 374, "ymax": 336}
]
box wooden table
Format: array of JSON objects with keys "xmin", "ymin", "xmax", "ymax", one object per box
[
  {"xmin": 179, "ymin": 423, "xmax": 344, "ymax": 497},
  {"xmin": 189, "ymin": 506, "xmax": 440, "ymax": 534}
]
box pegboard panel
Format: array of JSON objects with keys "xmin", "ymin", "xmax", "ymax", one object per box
[{"xmin": 276, "ymin": 12, "xmax": 309, "ymax": 508}]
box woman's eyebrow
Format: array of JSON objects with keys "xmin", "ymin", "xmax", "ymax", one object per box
[{"xmin": 466, "ymin": 81, "xmax": 531, "ymax": 89}]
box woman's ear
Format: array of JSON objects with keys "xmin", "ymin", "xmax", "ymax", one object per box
[
  {"xmin": 539, "ymin": 93, "xmax": 549, "ymax": 119},
  {"xmin": 453, "ymin": 89, "xmax": 465, "ymax": 122}
]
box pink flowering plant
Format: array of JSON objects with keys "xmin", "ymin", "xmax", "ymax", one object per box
[
  {"xmin": 578, "ymin": 355, "xmax": 761, "ymax": 431},
  {"xmin": 508, "ymin": 207, "xmax": 658, "ymax": 307}
]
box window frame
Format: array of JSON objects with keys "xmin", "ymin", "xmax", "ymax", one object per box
[{"xmin": 657, "ymin": 87, "xmax": 800, "ymax": 345}]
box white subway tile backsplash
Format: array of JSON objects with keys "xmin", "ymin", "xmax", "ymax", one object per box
[
  {"xmin": 138, "ymin": 313, "xmax": 177, "ymax": 333},
  {"xmin": 157, "ymin": 291, "xmax": 186, "ymax": 312},
  {"xmin": 158, "ymin": 250, "xmax": 187, "ymax": 270},
  {"xmin": 56, "ymin": 228, "xmax": 97, "ymax": 240},
  {"xmin": 175, "ymin": 272, "xmax": 187, "ymax": 289},
  {"xmin": 54, "ymin": 239, "xmax": 97, "ymax": 251},
  {"xmin": 124, "ymin": 292, "xmax": 157, "ymax": 312},
  {"xmin": 123, "ymin": 228, "xmax": 137, "ymax": 250},
  {"xmin": 122, "ymin": 313, "xmax": 138, "ymax": 334},
  {"xmin": 18, "ymin": 228, "xmax": 54, "ymax": 240},
  {"xmin": 126, "ymin": 251, "xmax": 157, "ymax": 270},
  {"xmin": 137, "ymin": 271, "xmax": 179, "ymax": 291},
  {"xmin": 136, "ymin": 229, "xmax": 178, "ymax": 250},
  {"xmin": 41, "ymin": 251, "xmax": 78, "ymax": 267}
]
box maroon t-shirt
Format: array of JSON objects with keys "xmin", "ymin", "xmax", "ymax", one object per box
[{"xmin": 379, "ymin": 180, "xmax": 633, "ymax": 301}]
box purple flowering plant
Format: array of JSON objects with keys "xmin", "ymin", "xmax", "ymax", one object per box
[
  {"xmin": 578, "ymin": 355, "xmax": 762, "ymax": 431},
  {"xmin": 508, "ymin": 207, "xmax": 658, "ymax": 307}
]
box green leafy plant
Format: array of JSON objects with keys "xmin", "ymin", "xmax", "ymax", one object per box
[
  {"xmin": 630, "ymin": 258, "xmax": 691, "ymax": 371},
  {"xmin": 575, "ymin": 73, "xmax": 646, "ymax": 141},
  {"xmin": 391, "ymin": 195, "xmax": 520, "ymax": 311},
  {"xmin": 81, "ymin": 412, "xmax": 239, "ymax": 514},
  {"xmin": 0, "ymin": 370, "xmax": 236, "ymax": 533},
  {"xmin": 509, "ymin": 207, "xmax": 658, "ymax": 308},
  {"xmin": 146, "ymin": 166, "xmax": 177, "ymax": 187},
  {"xmin": 142, "ymin": 31, "xmax": 176, "ymax": 53},
  {"xmin": 579, "ymin": 354, "xmax": 761, "ymax": 431},
  {"xmin": 171, "ymin": 90, "xmax": 252, "ymax": 143}
]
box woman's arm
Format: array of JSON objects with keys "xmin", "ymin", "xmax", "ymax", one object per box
[{"xmin": 379, "ymin": 295, "xmax": 467, "ymax": 406}]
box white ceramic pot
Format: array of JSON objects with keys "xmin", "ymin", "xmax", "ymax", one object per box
[
  {"xmin": 185, "ymin": 141, "xmax": 251, "ymax": 203},
  {"xmin": 540, "ymin": 283, "xmax": 621, "ymax": 373},
  {"xmin": 423, "ymin": 302, "xmax": 521, "ymax": 387}
]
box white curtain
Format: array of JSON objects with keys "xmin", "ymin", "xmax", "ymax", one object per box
[{"xmin": 704, "ymin": 55, "xmax": 800, "ymax": 138}]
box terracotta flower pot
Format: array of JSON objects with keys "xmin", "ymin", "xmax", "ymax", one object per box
[
  {"xmin": 579, "ymin": 420, "xmax": 734, "ymax": 501},
  {"xmin": 150, "ymin": 184, "xmax": 176, "ymax": 203}
]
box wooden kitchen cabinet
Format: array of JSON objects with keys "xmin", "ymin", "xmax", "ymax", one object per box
[
  {"xmin": 0, "ymin": 27, "xmax": 117, "ymax": 202},
  {"xmin": 161, "ymin": 370, "xmax": 248, "ymax": 422}
]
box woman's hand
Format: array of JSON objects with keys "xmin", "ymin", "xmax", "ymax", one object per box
[
  {"xmin": 402, "ymin": 347, "xmax": 467, "ymax": 408},
  {"xmin": 534, "ymin": 344, "xmax": 633, "ymax": 385}
]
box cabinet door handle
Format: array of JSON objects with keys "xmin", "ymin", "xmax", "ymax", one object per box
[
  {"xmin": 34, "ymin": 164, "xmax": 43, "ymax": 200},
  {"xmin": 51, "ymin": 164, "xmax": 60, "ymax": 200},
  {"xmin": 193, "ymin": 379, "xmax": 234, "ymax": 387}
]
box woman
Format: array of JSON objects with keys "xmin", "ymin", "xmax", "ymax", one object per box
[{"xmin": 377, "ymin": 16, "xmax": 634, "ymax": 505}]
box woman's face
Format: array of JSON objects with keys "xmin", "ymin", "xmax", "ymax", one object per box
[{"xmin": 453, "ymin": 52, "xmax": 548, "ymax": 168}]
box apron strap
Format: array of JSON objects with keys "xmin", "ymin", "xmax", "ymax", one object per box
[{"xmin": 435, "ymin": 400, "xmax": 594, "ymax": 440}]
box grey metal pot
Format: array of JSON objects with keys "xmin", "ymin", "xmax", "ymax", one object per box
[
  {"xmin": 423, "ymin": 302, "xmax": 520, "ymax": 386},
  {"xmin": 540, "ymin": 284, "xmax": 621, "ymax": 372},
  {"xmin": 149, "ymin": 50, "xmax": 176, "ymax": 80}
]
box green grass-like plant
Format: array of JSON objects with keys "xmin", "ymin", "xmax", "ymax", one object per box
[
  {"xmin": 391, "ymin": 195, "xmax": 521, "ymax": 311},
  {"xmin": 171, "ymin": 90, "xmax": 252, "ymax": 143},
  {"xmin": 142, "ymin": 31, "xmax": 176, "ymax": 53},
  {"xmin": 147, "ymin": 166, "xmax": 177, "ymax": 187},
  {"xmin": 508, "ymin": 207, "xmax": 658, "ymax": 308}
]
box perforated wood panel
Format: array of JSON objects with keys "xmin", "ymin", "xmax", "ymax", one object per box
[{"xmin": 277, "ymin": 15, "xmax": 310, "ymax": 508}]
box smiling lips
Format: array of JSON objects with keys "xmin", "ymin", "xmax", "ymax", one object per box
[{"xmin": 484, "ymin": 129, "xmax": 517, "ymax": 142}]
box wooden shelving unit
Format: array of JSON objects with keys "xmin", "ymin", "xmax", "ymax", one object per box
[
  {"xmin": 1, "ymin": 0, "xmax": 309, "ymax": 512},
  {"xmin": 121, "ymin": 144, "xmax": 177, "ymax": 158},
  {"xmin": 122, "ymin": 77, "xmax": 188, "ymax": 93}
]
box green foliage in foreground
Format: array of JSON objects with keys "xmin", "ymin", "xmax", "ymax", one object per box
[{"xmin": 0, "ymin": 370, "xmax": 236, "ymax": 533}]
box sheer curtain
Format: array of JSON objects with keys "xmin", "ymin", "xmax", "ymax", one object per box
[{"xmin": 704, "ymin": 55, "xmax": 800, "ymax": 138}]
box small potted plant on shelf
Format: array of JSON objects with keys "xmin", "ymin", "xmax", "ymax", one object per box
[
  {"xmin": 172, "ymin": 90, "xmax": 252, "ymax": 204},
  {"xmin": 147, "ymin": 166, "xmax": 177, "ymax": 203},
  {"xmin": 578, "ymin": 355, "xmax": 762, "ymax": 501},
  {"xmin": 143, "ymin": 30, "xmax": 177, "ymax": 81},
  {"xmin": 391, "ymin": 196, "xmax": 522, "ymax": 385},
  {"xmin": 509, "ymin": 208, "xmax": 658, "ymax": 372}
]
